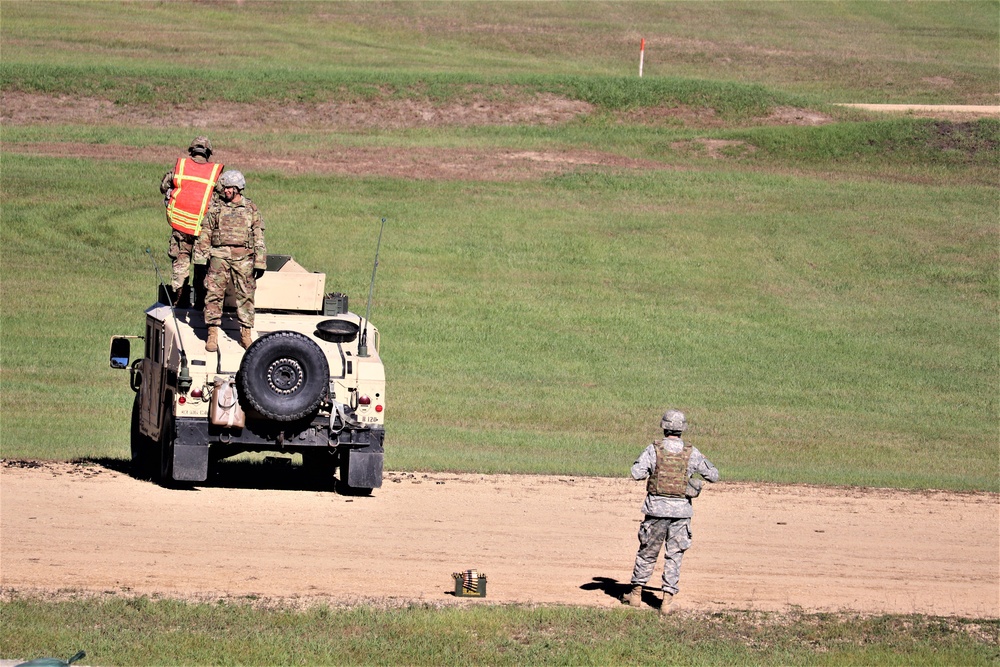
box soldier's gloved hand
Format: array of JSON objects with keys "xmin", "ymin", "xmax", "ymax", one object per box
[{"xmin": 253, "ymin": 267, "xmax": 265, "ymax": 279}]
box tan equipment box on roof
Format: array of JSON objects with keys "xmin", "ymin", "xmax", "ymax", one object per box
[{"xmin": 224, "ymin": 255, "xmax": 325, "ymax": 311}]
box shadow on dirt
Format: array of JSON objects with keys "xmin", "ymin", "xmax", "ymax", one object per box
[
  {"xmin": 80, "ymin": 457, "xmax": 132, "ymax": 474},
  {"xmin": 581, "ymin": 576, "xmax": 632, "ymax": 603},
  {"xmin": 582, "ymin": 577, "xmax": 667, "ymax": 609},
  {"xmin": 204, "ymin": 458, "xmax": 341, "ymax": 492},
  {"xmin": 81, "ymin": 456, "xmax": 345, "ymax": 493}
]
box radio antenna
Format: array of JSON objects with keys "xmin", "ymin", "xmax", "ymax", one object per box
[{"xmin": 357, "ymin": 217, "xmax": 386, "ymax": 358}]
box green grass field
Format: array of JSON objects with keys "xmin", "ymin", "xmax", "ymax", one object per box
[
  {"xmin": 1, "ymin": 2, "xmax": 997, "ymax": 664},
  {"xmin": 2, "ymin": 596, "xmax": 998, "ymax": 666},
  {"xmin": 1, "ymin": 1, "xmax": 997, "ymax": 491},
  {"xmin": 3, "ymin": 124, "xmax": 996, "ymax": 490},
  {"xmin": 3, "ymin": 1, "xmax": 996, "ymax": 103}
]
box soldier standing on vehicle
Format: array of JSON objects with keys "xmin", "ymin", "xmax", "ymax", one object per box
[
  {"xmin": 161, "ymin": 136, "xmax": 223, "ymax": 302},
  {"xmin": 193, "ymin": 170, "xmax": 266, "ymax": 352},
  {"xmin": 623, "ymin": 409, "xmax": 719, "ymax": 615}
]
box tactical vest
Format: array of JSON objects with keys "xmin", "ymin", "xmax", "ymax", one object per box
[
  {"xmin": 646, "ymin": 439, "xmax": 692, "ymax": 498},
  {"xmin": 210, "ymin": 200, "xmax": 256, "ymax": 247},
  {"xmin": 166, "ymin": 158, "xmax": 223, "ymax": 236}
]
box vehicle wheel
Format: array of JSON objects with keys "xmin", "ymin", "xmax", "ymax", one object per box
[
  {"xmin": 336, "ymin": 480, "xmax": 373, "ymax": 497},
  {"xmin": 158, "ymin": 408, "xmax": 175, "ymax": 484},
  {"xmin": 238, "ymin": 331, "xmax": 329, "ymax": 422},
  {"xmin": 130, "ymin": 395, "xmax": 156, "ymax": 479}
]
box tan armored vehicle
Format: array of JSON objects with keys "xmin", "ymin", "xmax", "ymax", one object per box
[{"xmin": 109, "ymin": 255, "xmax": 385, "ymax": 494}]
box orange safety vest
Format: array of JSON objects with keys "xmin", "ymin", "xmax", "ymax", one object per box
[{"xmin": 166, "ymin": 158, "xmax": 224, "ymax": 236}]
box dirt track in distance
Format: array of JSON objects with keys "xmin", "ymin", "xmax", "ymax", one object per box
[
  {"xmin": 1, "ymin": 461, "xmax": 997, "ymax": 618},
  {"xmin": 4, "ymin": 93, "xmax": 996, "ymax": 181}
]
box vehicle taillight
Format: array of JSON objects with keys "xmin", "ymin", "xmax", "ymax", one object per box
[
  {"xmin": 191, "ymin": 388, "xmax": 203, "ymax": 399},
  {"xmin": 178, "ymin": 396, "xmax": 187, "ymax": 404},
  {"xmin": 375, "ymin": 404, "xmax": 383, "ymax": 413},
  {"xmin": 358, "ymin": 395, "xmax": 372, "ymax": 406}
]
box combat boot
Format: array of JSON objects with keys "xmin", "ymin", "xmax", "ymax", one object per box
[
  {"xmin": 623, "ymin": 584, "xmax": 643, "ymax": 607},
  {"xmin": 205, "ymin": 326, "xmax": 219, "ymax": 352},
  {"xmin": 240, "ymin": 327, "xmax": 253, "ymax": 349},
  {"xmin": 659, "ymin": 593, "xmax": 674, "ymax": 616}
]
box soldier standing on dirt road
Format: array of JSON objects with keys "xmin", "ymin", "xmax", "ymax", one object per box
[
  {"xmin": 624, "ymin": 409, "xmax": 719, "ymax": 615},
  {"xmin": 193, "ymin": 169, "xmax": 266, "ymax": 352},
  {"xmin": 161, "ymin": 136, "xmax": 223, "ymax": 303}
]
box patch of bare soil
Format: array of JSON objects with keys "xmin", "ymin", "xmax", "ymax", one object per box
[
  {"xmin": 3, "ymin": 92, "xmax": 842, "ymax": 131},
  {"xmin": 766, "ymin": 106, "xmax": 835, "ymax": 125},
  {"xmin": 1, "ymin": 460, "xmax": 997, "ymax": 618},
  {"xmin": 615, "ymin": 105, "xmax": 835, "ymax": 129},
  {"xmin": 0, "ymin": 91, "xmax": 594, "ymax": 131},
  {"xmin": 2, "ymin": 91, "xmax": 663, "ymax": 180},
  {"xmin": 0, "ymin": 92, "xmax": 827, "ymax": 179}
]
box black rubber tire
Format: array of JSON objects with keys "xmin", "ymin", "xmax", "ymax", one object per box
[
  {"xmin": 130, "ymin": 395, "xmax": 156, "ymax": 480},
  {"xmin": 238, "ymin": 331, "xmax": 329, "ymax": 422},
  {"xmin": 337, "ymin": 480, "xmax": 373, "ymax": 497}
]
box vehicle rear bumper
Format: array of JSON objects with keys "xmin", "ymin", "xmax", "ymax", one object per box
[
  {"xmin": 172, "ymin": 418, "xmax": 385, "ymax": 485},
  {"xmin": 176, "ymin": 417, "xmax": 383, "ymax": 449}
]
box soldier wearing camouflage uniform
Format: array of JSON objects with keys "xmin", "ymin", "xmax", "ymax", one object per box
[
  {"xmin": 161, "ymin": 136, "xmax": 223, "ymax": 302},
  {"xmin": 193, "ymin": 170, "xmax": 266, "ymax": 351},
  {"xmin": 624, "ymin": 409, "xmax": 718, "ymax": 615}
]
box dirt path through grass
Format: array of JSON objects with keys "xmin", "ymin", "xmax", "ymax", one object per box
[
  {"xmin": 836, "ymin": 103, "xmax": 1000, "ymax": 118},
  {"xmin": 1, "ymin": 461, "xmax": 996, "ymax": 617}
]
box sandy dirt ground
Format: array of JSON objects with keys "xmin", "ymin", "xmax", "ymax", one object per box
[{"xmin": 1, "ymin": 460, "xmax": 996, "ymax": 618}]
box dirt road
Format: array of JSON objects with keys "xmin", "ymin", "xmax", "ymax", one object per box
[
  {"xmin": 1, "ymin": 461, "xmax": 996, "ymax": 618},
  {"xmin": 836, "ymin": 103, "xmax": 1000, "ymax": 117}
]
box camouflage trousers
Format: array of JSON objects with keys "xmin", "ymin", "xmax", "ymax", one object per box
[
  {"xmin": 630, "ymin": 516, "xmax": 693, "ymax": 595},
  {"xmin": 167, "ymin": 229, "xmax": 197, "ymax": 291},
  {"xmin": 203, "ymin": 253, "xmax": 257, "ymax": 328}
]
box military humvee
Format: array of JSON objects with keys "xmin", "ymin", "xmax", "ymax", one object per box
[{"xmin": 109, "ymin": 255, "xmax": 385, "ymax": 494}]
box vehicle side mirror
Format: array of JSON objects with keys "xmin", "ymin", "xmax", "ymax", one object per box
[{"xmin": 109, "ymin": 336, "xmax": 133, "ymax": 369}]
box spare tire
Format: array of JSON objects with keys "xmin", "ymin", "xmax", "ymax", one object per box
[{"xmin": 238, "ymin": 331, "xmax": 329, "ymax": 421}]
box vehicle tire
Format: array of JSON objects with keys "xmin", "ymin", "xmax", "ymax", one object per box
[
  {"xmin": 158, "ymin": 408, "xmax": 175, "ymax": 484},
  {"xmin": 238, "ymin": 331, "xmax": 329, "ymax": 422},
  {"xmin": 130, "ymin": 395, "xmax": 156, "ymax": 480},
  {"xmin": 336, "ymin": 479, "xmax": 373, "ymax": 497}
]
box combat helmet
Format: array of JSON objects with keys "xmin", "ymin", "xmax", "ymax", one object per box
[
  {"xmin": 660, "ymin": 409, "xmax": 687, "ymax": 433},
  {"xmin": 189, "ymin": 136, "xmax": 213, "ymax": 158},
  {"xmin": 218, "ymin": 169, "xmax": 246, "ymax": 191}
]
